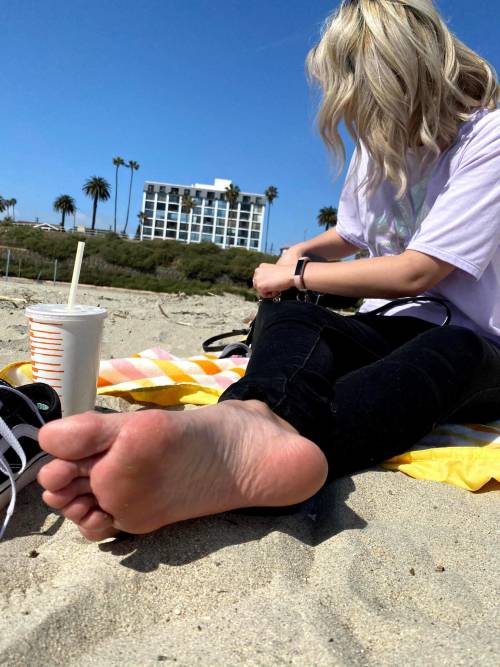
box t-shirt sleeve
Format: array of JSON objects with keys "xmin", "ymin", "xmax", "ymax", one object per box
[
  {"xmin": 407, "ymin": 111, "xmax": 500, "ymax": 279},
  {"xmin": 336, "ymin": 151, "xmax": 367, "ymax": 249}
]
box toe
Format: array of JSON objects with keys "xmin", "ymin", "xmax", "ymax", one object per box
[
  {"xmin": 60, "ymin": 494, "xmax": 99, "ymax": 523},
  {"xmin": 42, "ymin": 477, "xmax": 93, "ymax": 509},
  {"xmin": 39, "ymin": 411, "xmax": 124, "ymax": 460},
  {"xmin": 38, "ymin": 456, "xmax": 100, "ymax": 491},
  {"xmin": 78, "ymin": 509, "xmax": 119, "ymax": 542},
  {"xmin": 78, "ymin": 525, "xmax": 120, "ymax": 542}
]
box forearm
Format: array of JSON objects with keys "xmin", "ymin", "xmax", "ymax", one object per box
[
  {"xmin": 301, "ymin": 254, "xmax": 430, "ymax": 298},
  {"xmin": 253, "ymin": 249, "xmax": 455, "ymax": 300},
  {"xmin": 287, "ymin": 229, "xmax": 360, "ymax": 261}
]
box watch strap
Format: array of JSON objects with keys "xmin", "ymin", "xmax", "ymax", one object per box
[{"xmin": 293, "ymin": 257, "xmax": 310, "ymax": 292}]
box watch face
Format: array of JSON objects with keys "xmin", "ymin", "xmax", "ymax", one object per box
[{"xmin": 294, "ymin": 259, "xmax": 305, "ymax": 276}]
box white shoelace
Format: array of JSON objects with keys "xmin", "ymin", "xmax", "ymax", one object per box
[
  {"xmin": 0, "ymin": 386, "xmax": 45, "ymax": 540},
  {"xmin": 0, "ymin": 415, "xmax": 28, "ymax": 540}
]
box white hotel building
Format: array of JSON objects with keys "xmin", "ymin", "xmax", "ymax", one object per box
[{"xmin": 141, "ymin": 178, "xmax": 266, "ymax": 251}]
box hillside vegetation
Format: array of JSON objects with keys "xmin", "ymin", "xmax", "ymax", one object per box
[{"xmin": 0, "ymin": 226, "xmax": 275, "ymax": 299}]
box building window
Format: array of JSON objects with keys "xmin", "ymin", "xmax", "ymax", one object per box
[
  {"xmin": 171, "ymin": 187, "xmax": 179, "ymax": 195},
  {"xmin": 183, "ymin": 189, "xmax": 190, "ymax": 195},
  {"xmin": 159, "ymin": 186, "xmax": 166, "ymax": 193},
  {"xmin": 243, "ymin": 195, "xmax": 250, "ymax": 204},
  {"xmin": 195, "ymin": 190, "xmax": 201, "ymax": 198},
  {"xmin": 207, "ymin": 191, "xmax": 214, "ymax": 198}
]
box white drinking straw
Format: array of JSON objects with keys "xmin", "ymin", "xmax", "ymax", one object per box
[{"xmin": 67, "ymin": 241, "xmax": 85, "ymax": 309}]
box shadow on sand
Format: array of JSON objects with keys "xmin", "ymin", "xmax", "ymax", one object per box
[{"xmin": 97, "ymin": 476, "xmax": 366, "ymax": 572}]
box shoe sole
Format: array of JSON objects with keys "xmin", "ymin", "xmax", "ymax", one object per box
[{"xmin": 0, "ymin": 452, "xmax": 53, "ymax": 510}]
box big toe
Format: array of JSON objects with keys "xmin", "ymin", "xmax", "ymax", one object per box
[{"xmin": 39, "ymin": 411, "xmax": 124, "ymax": 460}]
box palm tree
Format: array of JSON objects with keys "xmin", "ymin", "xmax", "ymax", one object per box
[
  {"xmin": 53, "ymin": 195, "xmax": 76, "ymax": 229},
  {"xmin": 123, "ymin": 160, "xmax": 140, "ymax": 234},
  {"xmin": 82, "ymin": 176, "xmax": 111, "ymax": 231},
  {"xmin": 225, "ymin": 184, "xmax": 240, "ymax": 246},
  {"xmin": 181, "ymin": 194, "xmax": 195, "ymax": 214},
  {"xmin": 9, "ymin": 198, "xmax": 17, "ymax": 220},
  {"xmin": 264, "ymin": 186, "xmax": 279, "ymax": 253},
  {"xmin": 0, "ymin": 197, "xmax": 7, "ymax": 215},
  {"xmin": 112, "ymin": 156, "xmax": 125, "ymax": 234},
  {"xmin": 225, "ymin": 183, "xmax": 240, "ymax": 210},
  {"xmin": 135, "ymin": 211, "xmax": 147, "ymax": 240},
  {"xmin": 317, "ymin": 206, "xmax": 338, "ymax": 231}
]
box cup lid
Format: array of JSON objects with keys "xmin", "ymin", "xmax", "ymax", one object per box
[{"xmin": 26, "ymin": 304, "xmax": 107, "ymax": 321}]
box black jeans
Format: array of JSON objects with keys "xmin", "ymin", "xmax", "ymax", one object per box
[{"xmin": 219, "ymin": 300, "xmax": 500, "ymax": 479}]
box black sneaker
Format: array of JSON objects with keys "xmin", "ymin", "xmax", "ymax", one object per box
[{"xmin": 0, "ymin": 380, "xmax": 61, "ymax": 539}]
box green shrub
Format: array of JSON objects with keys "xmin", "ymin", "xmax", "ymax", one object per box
[{"xmin": 0, "ymin": 226, "xmax": 270, "ymax": 298}]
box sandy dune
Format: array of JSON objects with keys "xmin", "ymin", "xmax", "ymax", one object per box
[{"xmin": 0, "ymin": 278, "xmax": 498, "ymax": 666}]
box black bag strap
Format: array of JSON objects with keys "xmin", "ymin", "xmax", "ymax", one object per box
[
  {"xmin": 202, "ymin": 296, "xmax": 451, "ymax": 355},
  {"xmin": 368, "ymin": 296, "xmax": 452, "ymax": 326},
  {"xmin": 202, "ymin": 328, "xmax": 251, "ymax": 353}
]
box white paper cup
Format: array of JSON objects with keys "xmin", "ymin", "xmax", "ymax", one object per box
[{"xmin": 26, "ymin": 304, "xmax": 107, "ymax": 417}]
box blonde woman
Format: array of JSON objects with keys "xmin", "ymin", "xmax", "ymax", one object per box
[{"xmin": 37, "ymin": 0, "xmax": 499, "ymax": 541}]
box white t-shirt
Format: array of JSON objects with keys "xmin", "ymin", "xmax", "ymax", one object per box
[{"xmin": 336, "ymin": 109, "xmax": 500, "ymax": 346}]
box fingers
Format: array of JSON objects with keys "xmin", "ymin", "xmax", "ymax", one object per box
[{"xmin": 253, "ymin": 263, "xmax": 292, "ymax": 298}]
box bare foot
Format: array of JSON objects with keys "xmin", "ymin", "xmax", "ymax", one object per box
[{"xmin": 37, "ymin": 401, "xmax": 328, "ymax": 541}]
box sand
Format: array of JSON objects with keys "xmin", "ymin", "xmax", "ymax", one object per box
[{"xmin": 0, "ymin": 278, "xmax": 498, "ymax": 666}]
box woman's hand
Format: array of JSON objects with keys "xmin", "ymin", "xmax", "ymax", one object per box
[
  {"xmin": 275, "ymin": 246, "xmax": 304, "ymax": 267},
  {"xmin": 253, "ymin": 263, "xmax": 295, "ymax": 299}
]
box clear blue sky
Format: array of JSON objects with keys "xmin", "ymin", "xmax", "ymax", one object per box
[{"xmin": 1, "ymin": 0, "xmax": 498, "ymax": 251}]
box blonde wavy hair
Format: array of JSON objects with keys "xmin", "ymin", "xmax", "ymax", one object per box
[{"xmin": 307, "ymin": 0, "xmax": 499, "ymax": 197}]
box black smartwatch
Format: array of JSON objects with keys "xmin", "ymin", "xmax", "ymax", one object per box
[{"xmin": 293, "ymin": 257, "xmax": 310, "ymax": 292}]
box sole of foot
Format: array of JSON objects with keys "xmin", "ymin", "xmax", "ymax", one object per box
[{"xmin": 38, "ymin": 400, "xmax": 328, "ymax": 542}]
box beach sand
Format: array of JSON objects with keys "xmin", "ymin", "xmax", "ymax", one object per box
[{"xmin": 0, "ymin": 278, "xmax": 498, "ymax": 666}]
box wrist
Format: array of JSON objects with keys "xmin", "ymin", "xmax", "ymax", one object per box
[
  {"xmin": 291, "ymin": 243, "xmax": 307, "ymax": 257},
  {"xmin": 293, "ymin": 256, "xmax": 310, "ymax": 291}
]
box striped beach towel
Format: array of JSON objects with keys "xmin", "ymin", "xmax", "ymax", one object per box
[{"xmin": 1, "ymin": 348, "xmax": 499, "ymax": 492}]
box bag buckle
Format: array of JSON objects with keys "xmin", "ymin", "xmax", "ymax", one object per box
[{"xmin": 295, "ymin": 290, "xmax": 322, "ymax": 305}]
